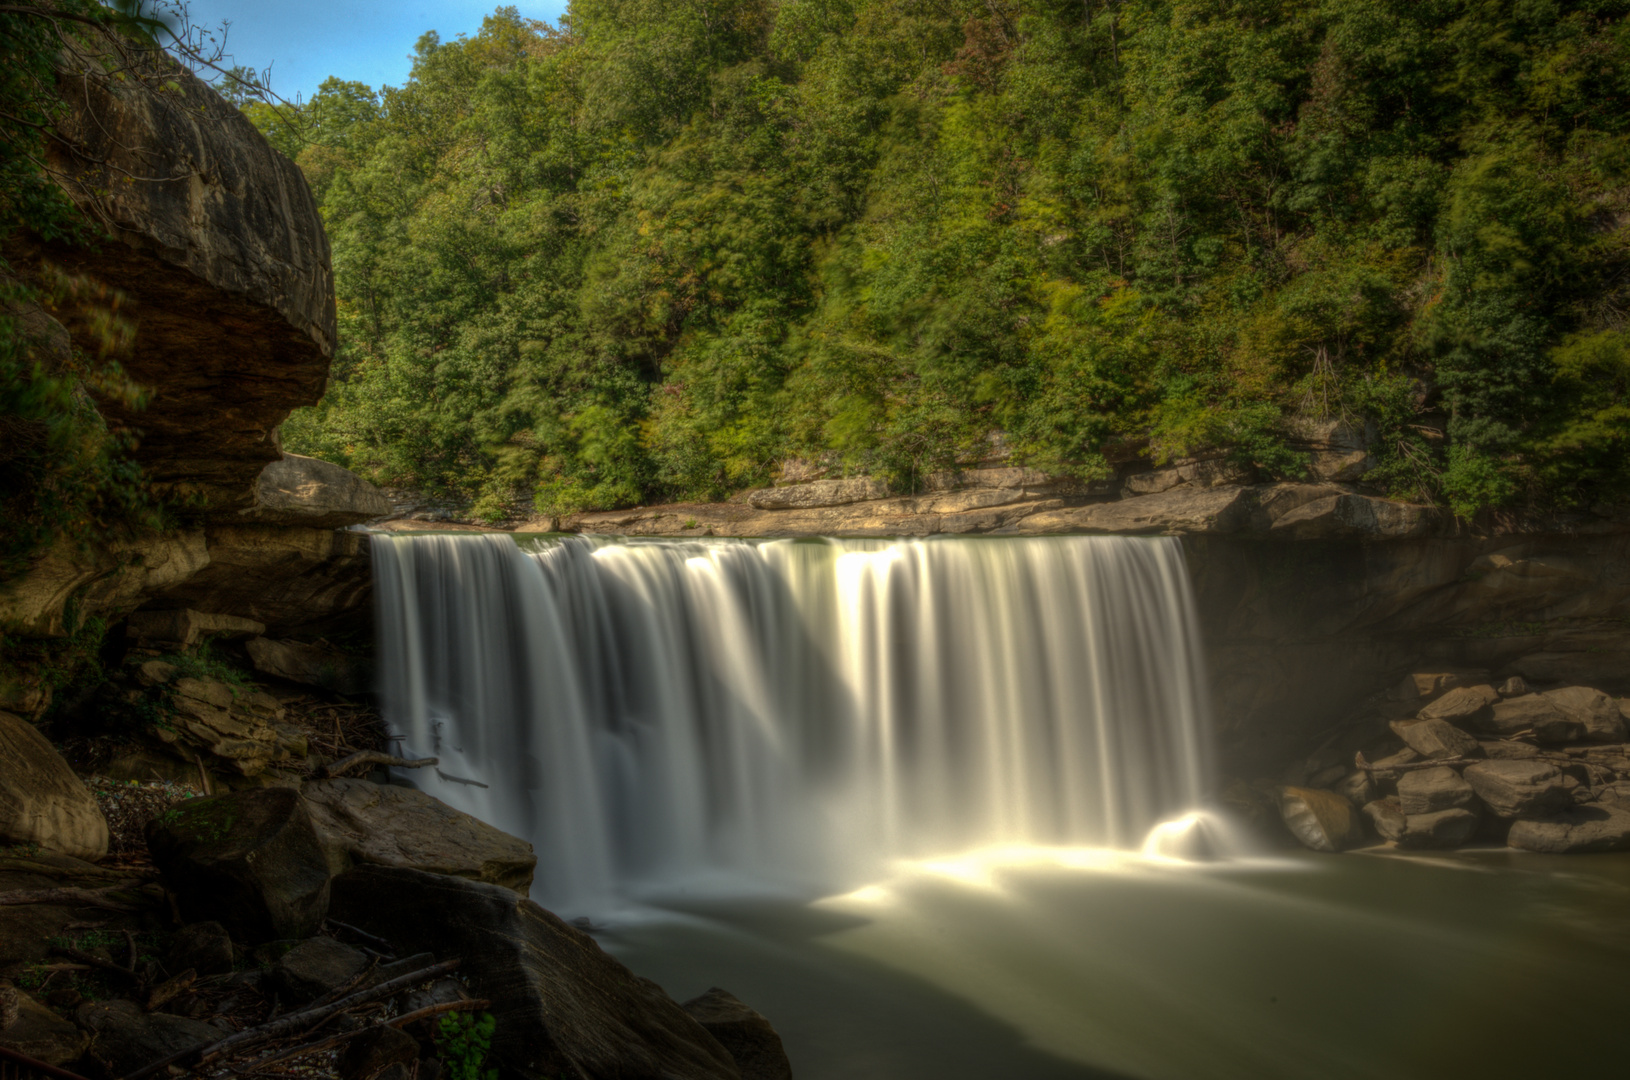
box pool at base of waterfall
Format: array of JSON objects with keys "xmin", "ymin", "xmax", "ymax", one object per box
[{"xmin": 598, "ymin": 845, "xmax": 1630, "ymax": 1080}]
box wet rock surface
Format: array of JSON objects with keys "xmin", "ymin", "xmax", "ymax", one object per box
[{"xmin": 302, "ymin": 778, "xmax": 537, "ymax": 893}]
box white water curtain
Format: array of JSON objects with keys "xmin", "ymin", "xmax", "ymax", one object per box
[{"xmin": 372, "ymin": 534, "xmax": 1214, "ymax": 913}]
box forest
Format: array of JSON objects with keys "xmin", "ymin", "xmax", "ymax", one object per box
[{"xmin": 11, "ymin": 2, "xmax": 1630, "ymax": 529}]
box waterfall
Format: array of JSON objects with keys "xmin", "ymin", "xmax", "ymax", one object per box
[{"xmin": 371, "ymin": 533, "xmax": 1214, "ymax": 912}]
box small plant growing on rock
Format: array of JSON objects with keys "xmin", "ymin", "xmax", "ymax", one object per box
[{"xmin": 436, "ymin": 1011, "xmax": 498, "ymax": 1080}]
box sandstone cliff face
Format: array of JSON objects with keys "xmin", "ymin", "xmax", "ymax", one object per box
[
  {"xmin": 0, "ymin": 44, "xmax": 382, "ymax": 643},
  {"xmin": 7, "ymin": 44, "xmax": 335, "ymax": 511}
]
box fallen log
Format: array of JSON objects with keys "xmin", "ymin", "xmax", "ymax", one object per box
[
  {"xmin": 0, "ymin": 884, "xmax": 146, "ymax": 913},
  {"xmin": 316, "ymin": 751, "xmax": 437, "ymax": 779}
]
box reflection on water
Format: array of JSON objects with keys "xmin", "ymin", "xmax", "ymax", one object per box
[{"xmin": 604, "ymin": 846, "xmax": 1630, "ymax": 1080}]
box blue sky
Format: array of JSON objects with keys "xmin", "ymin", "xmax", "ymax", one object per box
[{"xmin": 179, "ymin": 2, "xmax": 568, "ymax": 102}]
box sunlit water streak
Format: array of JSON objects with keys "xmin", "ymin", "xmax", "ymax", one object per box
[{"xmin": 371, "ymin": 533, "xmax": 1216, "ymax": 913}]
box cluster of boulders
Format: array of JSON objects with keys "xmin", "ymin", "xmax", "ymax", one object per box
[
  {"xmin": 1275, "ymin": 672, "xmax": 1630, "ymax": 854},
  {"xmin": 1, "ymin": 716, "xmax": 791, "ymax": 1079}
]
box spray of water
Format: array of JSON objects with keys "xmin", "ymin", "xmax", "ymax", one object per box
[{"xmin": 371, "ymin": 533, "xmax": 1217, "ymax": 912}]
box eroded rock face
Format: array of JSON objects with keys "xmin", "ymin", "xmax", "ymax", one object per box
[
  {"xmin": 0, "ymin": 710, "xmax": 109, "ymax": 859},
  {"xmin": 301, "ymin": 778, "xmax": 537, "ymax": 893},
  {"xmin": 329, "ymin": 866, "xmax": 739, "ymax": 1080},
  {"xmin": 11, "ymin": 44, "xmax": 335, "ymax": 511},
  {"xmin": 747, "ymin": 477, "xmax": 890, "ymax": 509},
  {"xmin": 246, "ymin": 638, "xmax": 370, "ymax": 695}
]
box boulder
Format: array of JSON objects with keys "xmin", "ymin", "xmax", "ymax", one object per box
[
  {"xmin": 1276, "ymin": 786, "xmax": 1365, "ymax": 852},
  {"xmin": 1393, "ymin": 671, "xmax": 1486, "ymax": 706},
  {"xmin": 0, "ymin": 709, "xmax": 110, "ymax": 859},
  {"xmin": 747, "ymin": 477, "xmax": 889, "ymax": 510},
  {"xmin": 245, "ymin": 638, "xmax": 370, "ymax": 695},
  {"xmin": 1398, "ymin": 808, "xmax": 1480, "ymax": 849},
  {"xmin": 0, "ymin": 988, "xmax": 91, "ymax": 1066},
  {"xmin": 239, "ymin": 454, "xmax": 393, "ymax": 528},
  {"xmin": 329, "ymin": 866, "xmax": 739, "ymax": 1080},
  {"xmin": 126, "ymin": 608, "xmax": 265, "ymax": 649},
  {"xmin": 145, "ymin": 788, "xmax": 331, "ymax": 941},
  {"xmin": 75, "ymin": 999, "xmax": 221, "ymax": 1076},
  {"xmin": 301, "ymin": 779, "xmax": 536, "ymax": 893},
  {"xmin": 339, "ymin": 1026, "xmax": 420, "ymax": 1080},
  {"xmin": 682, "ymin": 988, "xmax": 793, "ymax": 1080},
  {"xmin": 1396, "ymin": 767, "xmax": 1476, "ymax": 815},
  {"xmin": 274, "ymin": 936, "xmax": 371, "ymax": 1004},
  {"xmin": 1362, "ymin": 798, "xmax": 1406, "ymax": 842},
  {"xmin": 1392, "ymin": 718, "xmax": 1479, "ymax": 760},
  {"xmin": 1333, "ymin": 771, "xmax": 1375, "ymax": 807},
  {"xmin": 1482, "ymin": 694, "xmax": 1567, "ymax": 739},
  {"xmin": 1541, "ymin": 687, "xmax": 1627, "ymax": 743},
  {"xmin": 1508, "ymin": 805, "xmax": 1630, "ymax": 853},
  {"xmin": 1462, "ymin": 760, "xmax": 1571, "ymax": 819},
  {"xmin": 1416, "ymin": 685, "xmax": 1498, "ymax": 724},
  {"xmin": 1497, "ymin": 676, "xmax": 1528, "ymax": 697},
  {"xmin": 167, "ymin": 921, "xmax": 235, "ymax": 976}
]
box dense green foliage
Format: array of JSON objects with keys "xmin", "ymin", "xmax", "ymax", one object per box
[{"xmin": 258, "ymin": 2, "xmax": 1624, "ymax": 518}]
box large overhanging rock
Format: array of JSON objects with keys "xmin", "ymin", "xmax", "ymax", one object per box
[{"xmin": 7, "ymin": 38, "xmax": 335, "ymax": 512}]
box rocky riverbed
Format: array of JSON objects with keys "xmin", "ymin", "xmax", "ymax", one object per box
[
  {"xmin": 1253, "ymin": 671, "xmax": 1630, "ymax": 855},
  {"xmin": 1, "ymin": 692, "xmax": 791, "ymax": 1080}
]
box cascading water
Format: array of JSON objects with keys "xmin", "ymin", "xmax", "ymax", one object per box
[{"xmin": 371, "ymin": 533, "xmax": 1215, "ymax": 913}]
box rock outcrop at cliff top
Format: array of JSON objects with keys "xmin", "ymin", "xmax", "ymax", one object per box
[{"xmin": 6, "ymin": 39, "xmax": 335, "ymax": 511}]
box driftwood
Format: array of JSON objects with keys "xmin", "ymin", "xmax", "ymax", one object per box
[
  {"xmin": 316, "ymin": 751, "xmax": 437, "ymax": 779},
  {"xmin": 1355, "ymin": 752, "xmax": 1479, "ymax": 775},
  {"xmin": 0, "ymin": 1044, "xmax": 95, "ymax": 1080},
  {"xmin": 240, "ymin": 998, "xmax": 490, "ymax": 1073},
  {"xmin": 120, "ymin": 957, "xmax": 461, "ymax": 1080},
  {"xmin": 0, "ymin": 884, "xmax": 146, "ymax": 913}
]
